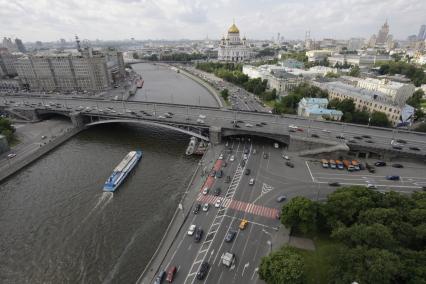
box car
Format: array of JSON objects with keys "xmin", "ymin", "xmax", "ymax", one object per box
[
  {"xmin": 386, "ymin": 175, "xmax": 400, "ymax": 181},
  {"xmin": 187, "ymin": 224, "xmax": 196, "ymax": 236},
  {"xmin": 367, "ymin": 184, "xmax": 377, "ymax": 189},
  {"xmin": 239, "ymin": 219, "xmax": 248, "ymax": 230},
  {"xmin": 241, "ymin": 159, "xmax": 246, "ymax": 167},
  {"xmin": 194, "ymin": 227, "xmax": 204, "ymax": 242},
  {"xmin": 263, "ymin": 153, "xmax": 268, "ymax": 159},
  {"xmin": 365, "ymin": 140, "xmax": 374, "ymax": 143},
  {"xmin": 202, "ymin": 203, "xmax": 210, "ymax": 212},
  {"xmin": 154, "ymin": 271, "xmax": 166, "ymax": 284},
  {"xmin": 336, "ymin": 135, "xmax": 345, "ymax": 139},
  {"xmin": 202, "ymin": 187, "xmax": 209, "ymax": 195},
  {"xmin": 353, "ymin": 136, "xmax": 362, "ymax": 140},
  {"xmin": 245, "ymin": 123, "xmax": 253, "ymax": 127},
  {"xmin": 409, "ymin": 146, "xmax": 420, "ymax": 151},
  {"xmin": 249, "ymin": 178, "xmax": 255, "ymax": 185},
  {"xmin": 276, "ymin": 195, "xmax": 287, "ymax": 202},
  {"xmin": 158, "ymin": 115, "xmax": 166, "ymax": 119},
  {"xmin": 286, "ymin": 161, "xmax": 295, "ymax": 168},
  {"xmin": 214, "ymin": 199, "xmax": 222, "ymax": 208},
  {"xmin": 7, "ymin": 153, "xmax": 16, "ymax": 159},
  {"xmin": 273, "ymin": 142, "xmax": 279, "ymax": 148},
  {"xmin": 261, "ymin": 122, "xmax": 267, "ymax": 125},
  {"xmin": 322, "ymin": 129, "xmax": 331, "ymax": 133},
  {"xmin": 230, "ymin": 155, "xmax": 235, "ymax": 162},
  {"xmin": 233, "ymin": 124, "xmax": 241, "ymax": 128},
  {"xmin": 218, "ymin": 154, "xmax": 224, "ymax": 160},
  {"xmin": 396, "ymin": 139, "xmax": 407, "ymax": 144},
  {"xmin": 348, "ymin": 140, "xmax": 357, "ymax": 144},
  {"xmin": 244, "ymin": 168, "xmax": 251, "ymax": 175},
  {"xmin": 375, "ymin": 161, "xmax": 386, "ymax": 167},
  {"xmin": 243, "ymin": 154, "xmax": 248, "ymax": 160},
  {"xmin": 297, "ymin": 128, "xmax": 304, "ymax": 132},
  {"xmin": 392, "ymin": 145, "xmax": 403, "ymax": 150},
  {"xmin": 199, "ymin": 114, "xmax": 206, "ymax": 119},
  {"xmin": 392, "ymin": 163, "xmax": 404, "ymax": 168},
  {"xmin": 215, "ymin": 170, "xmax": 223, "ymax": 178},
  {"xmin": 225, "ymin": 230, "xmax": 237, "ymax": 242},
  {"xmin": 166, "ymin": 266, "xmax": 177, "ymax": 283},
  {"xmin": 196, "ymin": 262, "xmax": 210, "ymax": 280},
  {"xmin": 236, "ymin": 120, "xmax": 244, "ymax": 123},
  {"xmin": 193, "ymin": 204, "xmax": 201, "ymax": 214},
  {"xmin": 210, "ymin": 170, "xmax": 216, "ymax": 177},
  {"xmin": 362, "ymin": 135, "xmax": 372, "ymax": 139},
  {"xmin": 328, "ymin": 182, "xmax": 341, "ymax": 186},
  {"xmin": 282, "ymin": 154, "xmax": 290, "ymax": 160},
  {"xmin": 196, "ymin": 118, "xmax": 205, "ymax": 124},
  {"xmin": 255, "ymin": 123, "xmax": 263, "ymax": 127},
  {"xmin": 311, "ymin": 134, "xmax": 319, "ymax": 138}
]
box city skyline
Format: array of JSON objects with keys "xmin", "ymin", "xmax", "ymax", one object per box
[{"xmin": 1, "ymin": 0, "xmax": 426, "ymax": 42}]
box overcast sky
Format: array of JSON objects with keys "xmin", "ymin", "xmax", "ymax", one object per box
[{"xmin": 1, "ymin": 0, "xmax": 425, "ymax": 42}]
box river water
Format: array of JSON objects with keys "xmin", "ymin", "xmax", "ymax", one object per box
[{"xmin": 0, "ymin": 63, "xmax": 217, "ymax": 283}]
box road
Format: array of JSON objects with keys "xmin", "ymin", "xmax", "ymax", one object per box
[{"xmin": 2, "ymin": 95, "xmax": 426, "ymax": 155}]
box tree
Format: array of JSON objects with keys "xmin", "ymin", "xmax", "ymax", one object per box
[
  {"xmin": 330, "ymin": 246, "xmax": 401, "ymax": 284},
  {"xmin": 325, "ymin": 72, "xmax": 339, "ymax": 78},
  {"xmin": 351, "ymin": 111, "xmax": 370, "ymax": 124},
  {"xmin": 0, "ymin": 117, "xmax": 15, "ymax": 143},
  {"xmin": 259, "ymin": 246, "xmax": 305, "ymax": 284},
  {"xmin": 370, "ymin": 111, "xmax": 390, "ymax": 127},
  {"xmin": 335, "ymin": 98, "xmax": 355, "ymax": 113},
  {"xmin": 414, "ymin": 122, "xmax": 426, "ymax": 132},
  {"xmin": 406, "ymin": 89, "xmax": 425, "ymax": 108},
  {"xmin": 220, "ymin": 89, "xmax": 229, "ymax": 101},
  {"xmin": 281, "ymin": 196, "xmax": 319, "ymax": 233},
  {"xmin": 132, "ymin": 52, "xmax": 139, "ymax": 59},
  {"xmin": 349, "ymin": 65, "xmax": 360, "ymax": 77}
]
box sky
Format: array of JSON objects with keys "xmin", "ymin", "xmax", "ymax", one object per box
[{"xmin": 1, "ymin": 0, "xmax": 425, "ymax": 42}]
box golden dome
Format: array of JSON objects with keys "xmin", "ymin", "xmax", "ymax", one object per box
[{"xmin": 228, "ymin": 23, "xmax": 239, "ymax": 33}]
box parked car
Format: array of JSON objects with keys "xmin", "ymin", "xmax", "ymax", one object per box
[
  {"xmin": 193, "ymin": 204, "xmax": 201, "ymax": 214},
  {"xmin": 386, "ymin": 175, "xmax": 400, "ymax": 181},
  {"xmin": 362, "ymin": 135, "xmax": 372, "ymax": 139},
  {"xmin": 7, "ymin": 153, "xmax": 17, "ymax": 159},
  {"xmin": 311, "ymin": 134, "xmax": 319, "ymax": 138},
  {"xmin": 225, "ymin": 230, "xmax": 237, "ymax": 242},
  {"xmin": 409, "ymin": 146, "xmax": 420, "ymax": 151},
  {"xmin": 230, "ymin": 155, "xmax": 235, "ymax": 162},
  {"xmin": 392, "ymin": 145, "xmax": 403, "ymax": 150},
  {"xmin": 216, "ymin": 170, "xmax": 223, "ymax": 178},
  {"xmin": 196, "ymin": 262, "xmax": 210, "ymax": 280},
  {"xmin": 166, "ymin": 266, "xmax": 177, "ymax": 283},
  {"xmin": 276, "ymin": 195, "xmax": 287, "ymax": 202}
]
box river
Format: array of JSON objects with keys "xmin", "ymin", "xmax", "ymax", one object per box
[{"xmin": 0, "ymin": 63, "xmax": 217, "ymax": 283}]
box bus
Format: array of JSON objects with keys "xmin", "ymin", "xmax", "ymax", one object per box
[{"xmin": 321, "ymin": 159, "xmax": 329, "ymax": 168}]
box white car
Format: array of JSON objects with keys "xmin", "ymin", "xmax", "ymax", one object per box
[
  {"xmin": 230, "ymin": 155, "xmax": 235, "ymax": 162},
  {"xmin": 7, "ymin": 153, "xmax": 17, "ymax": 159},
  {"xmin": 196, "ymin": 118, "xmax": 205, "ymax": 124},
  {"xmin": 202, "ymin": 203, "xmax": 210, "ymax": 212},
  {"xmin": 218, "ymin": 154, "xmax": 224, "ymax": 160},
  {"xmin": 158, "ymin": 115, "xmax": 166, "ymax": 119},
  {"xmin": 282, "ymin": 154, "xmax": 290, "ymax": 160},
  {"xmin": 215, "ymin": 199, "xmax": 222, "ymax": 208},
  {"xmin": 288, "ymin": 124, "xmax": 298, "ymax": 129},
  {"xmin": 367, "ymin": 184, "xmax": 377, "ymax": 189},
  {"xmin": 125, "ymin": 109, "xmax": 132, "ymax": 113},
  {"xmin": 199, "ymin": 114, "xmax": 206, "ymax": 119},
  {"xmin": 274, "ymin": 143, "xmax": 279, "ymax": 149},
  {"xmin": 245, "ymin": 123, "xmax": 253, "ymax": 127},
  {"xmin": 249, "ymin": 178, "xmax": 255, "ymax": 185},
  {"xmin": 243, "ymin": 154, "xmax": 248, "ymax": 160},
  {"xmin": 187, "ymin": 224, "xmax": 196, "ymax": 236},
  {"xmin": 322, "ymin": 129, "xmax": 331, "ymax": 133},
  {"xmin": 202, "ymin": 187, "xmax": 209, "ymax": 195}
]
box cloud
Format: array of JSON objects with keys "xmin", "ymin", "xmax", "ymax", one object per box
[{"xmin": 0, "ymin": 0, "xmax": 425, "ymax": 41}]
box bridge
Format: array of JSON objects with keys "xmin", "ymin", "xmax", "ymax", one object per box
[{"xmin": 2, "ymin": 95, "xmax": 426, "ymax": 159}]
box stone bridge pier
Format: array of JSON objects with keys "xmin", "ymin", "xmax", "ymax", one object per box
[
  {"xmin": 70, "ymin": 113, "xmax": 86, "ymax": 128},
  {"xmin": 209, "ymin": 126, "xmax": 222, "ymax": 145}
]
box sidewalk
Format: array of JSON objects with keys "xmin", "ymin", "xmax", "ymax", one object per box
[{"xmin": 137, "ymin": 144, "xmax": 223, "ymax": 284}]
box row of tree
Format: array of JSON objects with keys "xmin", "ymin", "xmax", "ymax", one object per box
[
  {"xmin": 0, "ymin": 117, "xmax": 15, "ymax": 143},
  {"xmin": 376, "ymin": 61, "xmax": 426, "ymax": 87},
  {"xmin": 259, "ymin": 187, "xmax": 426, "ymax": 283},
  {"xmin": 133, "ymin": 52, "xmax": 207, "ymax": 62}
]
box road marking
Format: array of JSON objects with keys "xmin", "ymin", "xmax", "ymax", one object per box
[
  {"xmin": 305, "ymin": 161, "xmax": 315, "ymax": 182},
  {"xmin": 251, "ymin": 267, "xmax": 259, "ymax": 280},
  {"xmin": 242, "ymin": 262, "xmax": 250, "ymax": 276}
]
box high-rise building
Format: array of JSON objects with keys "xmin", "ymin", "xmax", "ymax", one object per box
[
  {"xmin": 14, "ymin": 38, "xmax": 26, "ymax": 53},
  {"xmin": 0, "ymin": 48, "xmax": 18, "ymax": 77},
  {"xmin": 376, "ymin": 20, "xmax": 390, "ymax": 45},
  {"xmin": 418, "ymin": 25, "xmax": 426, "ymax": 40},
  {"xmin": 218, "ymin": 21, "xmax": 251, "ymax": 62}
]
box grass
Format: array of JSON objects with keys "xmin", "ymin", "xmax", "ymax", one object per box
[
  {"xmin": 263, "ymin": 100, "xmax": 276, "ymax": 108},
  {"xmin": 292, "ymin": 233, "xmax": 339, "ymax": 284}
]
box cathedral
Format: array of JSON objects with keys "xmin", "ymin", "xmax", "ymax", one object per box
[{"xmin": 218, "ymin": 21, "xmax": 251, "ymax": 62}]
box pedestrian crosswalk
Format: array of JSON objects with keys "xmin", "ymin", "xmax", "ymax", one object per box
[{"xmin": 197, "ymin": 194, "xmax": 279, "ymax": 219}]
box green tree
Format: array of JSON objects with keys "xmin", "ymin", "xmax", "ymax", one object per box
[
  {"xmin": 406, "ymin": 89, "xmax": 425, "ymax": 108},
  {"xmin": 281, "ymin": 196, "xmax": 319, "ymax": 233},
  {"xmin": 220, "ymin": 89, "xmax": 229, "ymax": 101},
  {"xmin": 0, "ymin": 117, "xmax": 15, "ymax": 143},
  {"xmin": 325, "ymin": 72, "xmax": 339, "ymax": 78},
  {"xmin": 259, "ymin": 246, "xmax": 305, "ymax": 284},
  {"xmin": 132, "ymin": 52, "xmax": 139, "ymax": 59},
  {"xmin": 370, "ymin": 111, "xmax": 390, "ymax": 127},
  {"xmin": 336, "ymin": 98, "xmax": 355, "ymax": 113},
  {"xmin": 351, "ymin": 111, "xmax": 370, "ymax": 124},
  {"xmin": 349, "ymin": 65, "xmax": 360, "ymax": 77},
  {"xmin": 414, "ymin": 122, "xmax": 426, "ymax": 132}
]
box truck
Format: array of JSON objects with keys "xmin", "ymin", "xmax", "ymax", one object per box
[
  {"xmin": 335, "ymin": 160, "xmax": 344, "ymax": 170},
  {"xmin": 343, "ymin": 160, "xmax": 355, "ymax": 171},
  {"xmin": 221, "ymin": 252, "xmax": 236, "ymax": 268},
  {"xmin": 351, "ymin": 160, "xmax": 360, "ymax": 171},
  {"xmin": 321, "ymin": 159, "xmax": 329, "ymax": 168}
]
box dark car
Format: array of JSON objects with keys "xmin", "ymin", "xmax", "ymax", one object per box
[
  {"xmin": 194, "ymin": 227, "xmax": 204, "ymax": 242},
  {"xmin": 255, "ymin": 123, "xmax": 263, "ymax": 127},
  {"xmin": 396, "ymin": 139, "xmax": 407, "ymax": 144},
  {"xmin": 392, "ymin": 145, "xmax": 403, "ymax": 150},
  {"xmin": 362, "ymin": 135, "xmax": 372, "ymax": 139},
  {"xmin": 166, "ymin": 266, "xmax": 177, "ymax": 283},
  {"xmin": 225, "ymin": 230, "xmax": 237, "ymax": 242},
  {"xmin": 409, "ymin": 146, "xmax": 420, "ymax": 151},
  {"xmin": 336, "ymin": 135, "xmax": 345, "ymax": 139},
  {"xmin": 216, "ymin": 170, "xmax": 223, "ymax": 178},
  {"xmin": 286, "ymin": 161, "xmax": 295, "ymax": 168},
  {"xmin": 375, "ymin": 161, "xmax": 386, "ymax": 167},
  {"xmin": 359, "ymin": 163, "xmax": 365, "ymax": 170},
  {"xmin": 353, "ymin": 136, "xmax": 362, "ymax": 140},
  {"xmin": 196, "ymin": 262, "xmax": 210, "ymax": 280},
  {"xmin": 234, "ymin": 124, "xmax": 241, "ymax": 128},
  {"xmin": 311, "ymin": 134, "xmax": 319, "ymax": 138},
  {"xmin": 276, "ymin": 195, "xmax": 287, "ymax": 202},
  {"xmin": 261, "ymin": 122, "xmax": 267, "ymax": 125},
  {"xmin": 237, "ymin": 120, "xmax": 244, "ymax": 123},
  {"xmin": 365, "ymin": 140, "xmax": 374, "ymax": 144},
  {"xmin": 245, "ymin": 168, "xmax": 251, "ymax": 175},
  {"xmin": 209, "ymin": 170, "xmax": 216, "ymax": 177},
  {"xmin": 214, "ymin": 187, "xmax": 221, "ymax": 196},
  {"xmin": 263, "ymin": 153, "xmax": 268, "ymax": 159},
  {"xmin": 392, "ymin": 163, "xmax": 404, "ymax": 168},
  {"xmin": 241, "ymin": 160, "xmax": 246, "ymax": 167},
  {"xmin": 328, "ymin": 182, "xmax": 341, "ymax": 186},
  {"xmin": 154, "ymin": 271, "xmax": 166, "ymax": 284},
  {"xmin": 386, "ymin": 175, "xmax": 400, "ymax": 181},
  {"xmin": 193, "ymin": 204, "xmax": 201, "ymax": 214}
]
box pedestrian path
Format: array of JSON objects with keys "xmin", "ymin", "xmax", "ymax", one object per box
[{"xmin": 196, "ymin": 194, "xmax": 279, "ymax": 219}]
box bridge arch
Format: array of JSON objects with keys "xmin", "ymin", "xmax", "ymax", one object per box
[{"xmin": 86, "ymin": 119, "xmax": 210, "ymax": 141}]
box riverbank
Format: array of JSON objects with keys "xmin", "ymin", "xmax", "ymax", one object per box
[{"xmin": 137, "ymin": 143, "xmax": 223, "ymax": 284}]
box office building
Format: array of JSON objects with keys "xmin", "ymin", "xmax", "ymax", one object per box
[
  {"xmin": 356, "ymin": 78, "xmax": 415, "ymax": 106},
  {"xmin": 305, "ymin": 50, "xmax": 332, "ymax": 62},
  {"xmin": 328, "ymin": 54, "xmax": 392, "ymax": 67},
  {"xmin": 14, "ymin": 38, "xmax": 26, "ymax": 53},
  {"xmin": 418, "ymin": 24, "xmax": 426, "ymax": 41},
  {"xmin": 218, "ymin": 21, "xmax": 251, "ymax": 62},
  {"xmin": 0, "ymin": 48, "xmax": 18, "ymax": 77}
]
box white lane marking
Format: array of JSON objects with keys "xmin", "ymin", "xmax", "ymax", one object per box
[
  {"xmin": 305, "ymin": 161, "xmax": 315, "ymax": 182},
  {"xmin": 242, "ymin": 262, "xmax": 250, "ymax": 276},
  {"xmin": 251, "ymin": 267, "xmax": 259, "ymax": 280},
  {"xmin": 314, "ymin": 181, "xmax": 420, "ymax": 190}
]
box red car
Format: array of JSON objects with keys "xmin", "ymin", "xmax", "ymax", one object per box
[{"xmin": 166, "ymin": 266, "xmax": 177, "ymax": 283}]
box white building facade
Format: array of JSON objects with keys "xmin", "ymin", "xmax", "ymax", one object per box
[
  {"xmin": 218, "ymin": 22, "xmax": 251, "ymax": 62},
  {"xmin": 356, "ymin": 78, "xmax": 415, "ymax": 106}
]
